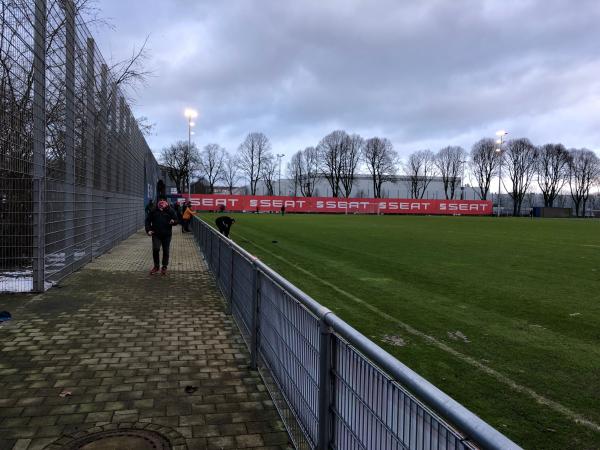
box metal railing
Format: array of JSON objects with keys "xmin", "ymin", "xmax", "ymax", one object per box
[
  {"xmin": 191, "ymin": 217, "xmax": 522, "ymax": 450},
  {"xmin": 0, "ymin": 0, "xmax": 159, "ymax": 292}
]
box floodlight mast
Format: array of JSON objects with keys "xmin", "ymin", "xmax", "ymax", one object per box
[{"xmin": 184, "ymin": 108, "xmax": 198, "ymax": 199}]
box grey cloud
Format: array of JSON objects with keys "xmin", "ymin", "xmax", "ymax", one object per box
[{"xmin": 94, "ymin": 0, "xmax": 600, "ymax": 159}]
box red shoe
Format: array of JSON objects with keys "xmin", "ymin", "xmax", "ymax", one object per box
[
  {"xmin": 149, "ymin": 267, "xmax": 159, "ymax": 275},
  {"xmin": 160, "ymin": 267, "xmax": 167, "ymax": 276}
]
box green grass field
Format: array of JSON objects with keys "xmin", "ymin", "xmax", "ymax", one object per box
[{"xmin": 201, "ymin": 213, "xmax": 600, "ymax": 449}]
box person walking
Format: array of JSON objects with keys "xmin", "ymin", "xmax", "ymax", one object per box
[
  {"xmin": 181, "ymin": 201, "xmax": 194, "ymax": 233},
  {"xmin": 215, "ymin": 216, "xmax": 235, "ymax": 237},
  {"xmin": 145, "ymin": 199, "xmax": 178, "ymax": 275}
]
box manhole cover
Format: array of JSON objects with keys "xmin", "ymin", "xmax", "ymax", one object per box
[{"xmin": 62, "ymin": 429, "xmax": 172, "ymax": 450}]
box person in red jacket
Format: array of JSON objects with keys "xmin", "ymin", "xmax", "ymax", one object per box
[{"xmin": 145, "ymin": 199, "xmax": 178, "ymax": 275}]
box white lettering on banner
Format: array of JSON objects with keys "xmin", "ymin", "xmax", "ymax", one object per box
[{"xmin": 179, "ymin": 195, "xmax": 490, "ymax": 214}]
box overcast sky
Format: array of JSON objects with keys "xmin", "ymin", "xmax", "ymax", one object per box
[{"xmin": 93, "ymin": 0, "xmax": 600, "ymax": 166}]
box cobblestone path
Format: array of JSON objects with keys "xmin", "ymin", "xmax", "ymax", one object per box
[{"xmin": 0, "ymin": 230, "xmax": 290, "ymax": 450}]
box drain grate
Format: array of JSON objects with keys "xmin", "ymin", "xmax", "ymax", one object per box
[{"xmin": 60, "ymin": 429, "xmax": 172, "ymax": 450}]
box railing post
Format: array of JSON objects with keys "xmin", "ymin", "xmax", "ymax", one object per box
[
  {"xmin": 227, "ymin": 244, "xmax": 234, "ymax": 314},
  {"xmin": 217, "ymin": 236, "xmax": 221, "ymax": 278},
  {"xmin": 250, "ymin": 261, "xmax": 260, "ymax": 370},
  {"xmin": 209, "ymin": 230, "xmax": 213, "ymax": 269},
  {"xmin": 318, "ymin": 317, "xmax": 334, "ymax": 450},
  {"xmin": 32, "ymin": 0, "xmax": 47, "ymax": 292}
]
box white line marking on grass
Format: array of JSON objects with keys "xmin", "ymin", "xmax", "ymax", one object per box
[{"xmin": 244, "ymin": 238, "xmax": 600, "ymax": 433}]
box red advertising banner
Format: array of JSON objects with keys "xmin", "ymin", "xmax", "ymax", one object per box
[{"xmin": 171, "ymin": 194, "xmax": 493, "ymax": 215}]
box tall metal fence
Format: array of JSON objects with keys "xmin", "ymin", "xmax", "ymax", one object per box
[
  {"xmin": 191, "ymin": 217, "xmax": 522, "ymax": 450},
  {"xmin": 0, "ymin": 0, "xmax": 159, "ymax": 292}
]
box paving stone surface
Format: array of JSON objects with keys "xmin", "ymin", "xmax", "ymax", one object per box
[{"xmin": 0, "ymin": 230, "xmax": 291, "ymax": 450}]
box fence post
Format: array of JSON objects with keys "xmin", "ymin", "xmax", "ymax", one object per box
[
  {"xmin": 32, "ymin": 0, "xmax": 47, "ymax": 292},
  {"xmin": 227, "ymin": 244, "xmax": 234, "ymax": 314},
  {"xmin": 217, "ymin": 237, "xmax": 221, "ymax": 278},
  {"xmin": 85, "ymin": 38, "xmax": 95, "ymax": 260},
  {"xmin": 317, "ymin": 318, "xmax": 334, "ymax": 450},
  {"xmin": 64, "ymin": 0, "xmax": 75, "ymax": 274},
  {"xmin": 250, "ymin": 262, "xmax": 260, "ymax": 369}
]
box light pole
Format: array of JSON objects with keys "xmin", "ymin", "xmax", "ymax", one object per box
[
  {"xmin": 276, "ymin": 153, "xmax": 285, "ymax": 196},
  {"xmin": 460, "ymin": 159, "xmax": 468, "ymax": 200},
  {"xmin": 184, "ymin": 108, "xmax": 198, "ymax": 200},
  {"xmin": 495, "ymin": 130, "xmax": 508, "ymax": 217}
]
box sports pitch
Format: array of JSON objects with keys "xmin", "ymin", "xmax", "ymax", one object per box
[{"xmin": 200, "ymin": 213, "xmax": 600, "ymax": 449}]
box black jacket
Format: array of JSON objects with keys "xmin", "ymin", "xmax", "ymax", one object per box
[
  {"xmin": 216, "ymin": 216, "xmax": 234, "ymax": 229},
  {"xmin": 145, "ymin": 207, "xmax": 178, "ymax": 236}
]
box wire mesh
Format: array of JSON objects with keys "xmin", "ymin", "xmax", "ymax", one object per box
[
  {"xmin": 230, "ymin": 249, "xmax": 254, "ymax": 342},
  {"xmin": 258, "ymin": 273, "xmax": 321, "ymax": 448},
  {"xmin": 191, "ymin": 218, "xmax": 513, "ymax": 450},
  {"xmin": 0, "ymin": 0, "xmax": 159, "ymax": 291},
  {"xmin": 331, "ymin": 337, "xmax": 474, "ymax": 450}
]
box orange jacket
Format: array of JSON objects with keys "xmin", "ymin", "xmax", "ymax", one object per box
[{"xmin": 182, "ymin": 207, "xmax": 194, "ymax": 220}]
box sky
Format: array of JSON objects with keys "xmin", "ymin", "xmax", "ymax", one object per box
[{"xmin": 93, "ymin": 0, "xmax": 600, "ymax": 167}]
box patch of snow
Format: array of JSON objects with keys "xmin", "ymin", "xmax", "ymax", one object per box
[
  {"xmin": 447, "ymin": 330, "xmax": 470, "ymax": 343},
  {"xmin": 381, "ymin": 335, "xmax": 407, "ymax": 347},
  {"xmin": 0, "ymin": 271, "xmax": 52, "ymax": 292}
]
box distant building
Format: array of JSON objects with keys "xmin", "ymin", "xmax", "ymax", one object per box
[
  {"xmin": 158, "ymin": 165, "xmax": 179, "ymax": 195},
  {"xmin": 250, "ymin": 174, "xmax": 479, "ymax": 200}
]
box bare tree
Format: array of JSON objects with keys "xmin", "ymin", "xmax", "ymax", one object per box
[
  {"xmin": 289, "ymin": 147, "xmax": 320, "ymax": 197},
  {"xmin": 262, "ymin": 154, "xmax": 277, "ymax": 195},
  {"xmin": 198, "ymin": 144, "xmax": 225, "ymax": 194},
  {"xmin": 568, "ymin": 149, "xmax": 600, "ymax": 217},
  {"xmin": 237, "ymin": 132, "xmax": 271, "ymax": 195},
  {"xmin": 107, "ymin": 35, "xmax": 152, "ymax": 103},
  {"xmin": 503, "ymin": 138, "xmax": 538, "ymax": 216},
  {"xmin": 300, "ymin": 146, "xmax": 320, "ymax": 197},
  {"xmin": 470, "ymin": 139, "xmax": 500, "ymax": 200},
  {"xmin": 317, "ymin": 130, "xmax": 346, "ymax": 197},
  {"xmin": 403, "ymin": 150, "xmax": 436, "ymax": 199},
  {"xmin": 160, "ymin": 141, "xmax": 200, "ymax": 194},
  {"xmin": 537, "ymin": 143, "xmax": 571, "ymax": 207},
  {"xmin": 287, "ymin": 152, "xmax": 302, "ymax": 196},
  {"xmin": 340, "ymin": 133, "xmax": 363, "ymax": 197},
  {"xmin": 435, "ymin": 146, "xmax": 466, "ymax": 199},
  {"xmin": 135, "ymin": 116, "xmax": 155, "ymax": 136},
  {"xmin": 363, "ymin": 137, "xmax": 397, "ymax": 198},
  {"xmin": 222, "ymin": 153, "xmax": 240, "ymax": 195}
]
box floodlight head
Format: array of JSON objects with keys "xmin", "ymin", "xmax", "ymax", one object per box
[
  {"xmin": 495, "ymin": 130, "xmax": 508, "ymax": 136},
  {"xmin": 495, "ymin": 148, "xmax": 502, "ymax": 153},
  {"xmin": 184, "ymin": 108, "xmax": 198, "ymax": 119}
]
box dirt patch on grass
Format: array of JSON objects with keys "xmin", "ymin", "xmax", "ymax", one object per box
[
  {"xmin": 447, "ymin": 330, "xmax": 470, "ymax": 343},
  {"xmin": 381, "ymin": 335, "xmax": 407, "ymax": 347}
]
